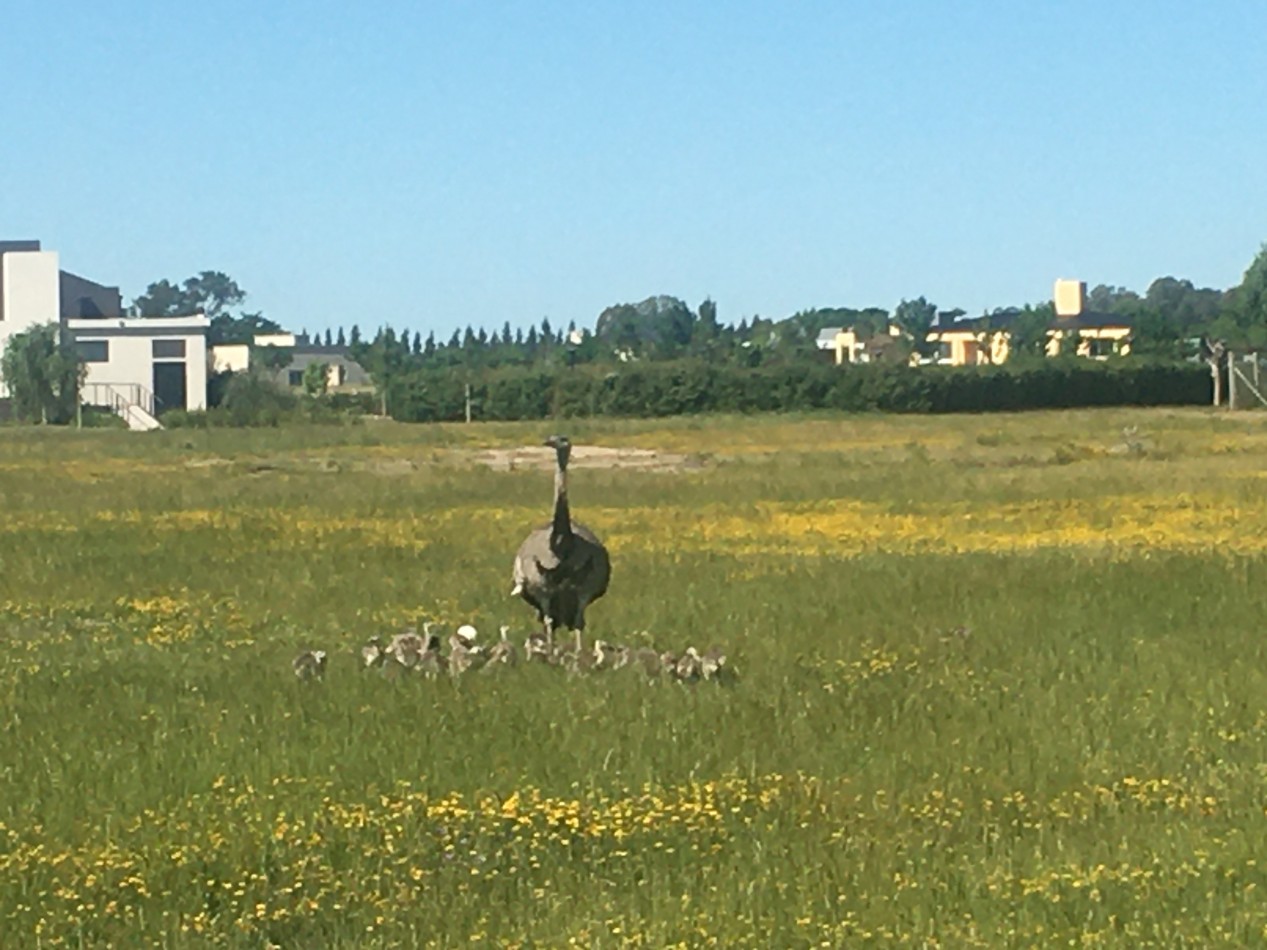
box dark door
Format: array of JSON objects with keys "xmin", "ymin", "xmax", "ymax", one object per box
[{"xmin": 153, "ymin": 362, "xmax": 187, "ymax": 413}]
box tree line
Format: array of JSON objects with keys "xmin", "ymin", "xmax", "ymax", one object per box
[
  {"xmin": 125, "ymin": 243, "xmax": 1267, "ymax": 376},
  {"xmin": 3, "ymin": 242, "xmax": 1261, "ymax": 424}
]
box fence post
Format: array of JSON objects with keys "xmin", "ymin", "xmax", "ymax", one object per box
[{"xmin": 1230, "ymin": 352, "xmax": 1238, "ymax": 410}]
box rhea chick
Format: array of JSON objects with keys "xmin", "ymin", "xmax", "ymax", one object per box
[
  {"xmin": 418, "ymin": 628, "xmax": 446, "ymax": 678},
  {"xmin": 448, "ymin": 627, "xmax": 484, "ymax": 677},
  {"xmin": 484, "ymin": 626, "xmax": 519, "ymax": 668},
  {"xmin": 293, "ymin": 650, "xmax": 328, "ymax": 680},
  {"xmin": 387, "ymin": 625, "xmax": 429, "ymax": 669},
  {"xmin": 360, "ymin": 635, "xmax": 387, "ymax": 670}
]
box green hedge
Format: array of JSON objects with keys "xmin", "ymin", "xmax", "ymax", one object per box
[{"xmin": 387, "ymin": 359, "xmax": 1212, "ymax": 423}]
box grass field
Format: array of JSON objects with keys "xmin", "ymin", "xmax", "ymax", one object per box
[{"xmin": 3, "ymin": 407, "xmax": 1267, "ymax": 947}]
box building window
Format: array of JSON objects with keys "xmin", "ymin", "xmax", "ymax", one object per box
[
  {"xmin": 288, "ymin": 370, "xmax": 304, "ymax": 387},
  {"xmin": 1087, "ymin": 338, "xmax": 1117, "ymax": 358},
  {"xmin": 77, "ymin": 340, "xmax": 109, "ymax": 363},
  {"xmin": 153, "ymin": 339, "xmax": 186, "ymax": 359}
]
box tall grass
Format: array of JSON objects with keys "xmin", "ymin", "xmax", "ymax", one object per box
[{"xmin": 2, "ymin": 407, "xmax": 1267, "ymax": 946}]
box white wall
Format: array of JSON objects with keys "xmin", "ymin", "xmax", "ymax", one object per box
[
  {"xmin": 185, "ymin": 330, "xmax": 208, "ymax": 411},
  {"xmin": 254, "ymin": 333, "xmax": 296, "ymax": 347},
  {"xmin": 0, "ymin": 250, "xmax": 60, "ymax": 349},
  {"xmin": 211, "ymin": 343, "xmax": 250, "ymax": 373},
  {"xmin": 0, "ymin": 251, "xmax": 61, "ymax": 397}
]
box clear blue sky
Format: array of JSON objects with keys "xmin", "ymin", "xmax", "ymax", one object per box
[{"xmin": 3, "ymin": 1, "xmax": 1264, "ymax": 337}]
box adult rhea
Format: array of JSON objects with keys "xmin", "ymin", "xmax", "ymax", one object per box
[{"xmin": 512, "ymin": 435, "xmax": 611, "ymax": 651}]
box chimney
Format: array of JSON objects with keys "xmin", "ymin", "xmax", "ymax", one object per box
[{"xmin": 1054, "ymin": 279, "xmax": 1085, "ymax": 318}]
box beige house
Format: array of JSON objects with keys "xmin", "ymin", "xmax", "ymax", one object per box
[
  {"xmin": 923, "ymin": 280, "xmax": 1133, "ymax": 366},
  {"xmin": 1043, "ymin": 279, "xmax": 1133, "ymax": 358},
  {"xmin": 210, "ymin": 333, "xmax": 371, "ymax": 391},
  {"xmin": 828, "ymin": 324, "xmax": 905, "ymax": 365}
]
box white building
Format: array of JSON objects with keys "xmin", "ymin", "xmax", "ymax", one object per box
[
  {"xmin": 72, "ymin": 316, "xmax": 209, "ymax": 425},
  {"xmin": 0, "ymin": 240, "xmax": 208, "ymax": 429}
]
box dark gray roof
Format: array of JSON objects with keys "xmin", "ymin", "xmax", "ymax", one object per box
[
  {"xmin": 0, "ymin": 240, "xmax": 42, "ymax": 254},
  {"xmin": 1056, "ymin": 310, "xmax": 1133, "ymax": 330},
  {"xmin": 293, "ymin": 344, "xmax": 357, "ymax": 357},
  {"xmin": 938, "ymin": 308, "xmax": 1132, "ymax": 333}
]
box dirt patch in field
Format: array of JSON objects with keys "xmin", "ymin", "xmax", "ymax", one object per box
[
  {"xmin": 184, "ymin": 456, "xmax": 419, "ymax": 476},
  {"xmin": 473, "ymin": 444, "xmax": 705, "ymax": 473},
  {"xmin": 182, "ymin": 446, "xmax": 702, "ymax": 475}
]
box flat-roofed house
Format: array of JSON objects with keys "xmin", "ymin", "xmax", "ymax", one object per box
[{"xmin": 0, "ymin": 240, "xmax": 208, "ymax": 429}]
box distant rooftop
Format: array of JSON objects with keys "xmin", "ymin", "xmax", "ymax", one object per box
[
  {"xmin": 815, "ymin": 327, "xmax": 842, "ymax": 350},
  {"xmin": 0, "ymin": 240, "xmax": 42, "ymax": 254}
]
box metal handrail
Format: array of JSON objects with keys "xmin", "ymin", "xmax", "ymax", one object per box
[{"xmin": 82, "ymin": 382, "xmax": 156, "ymax": 418}]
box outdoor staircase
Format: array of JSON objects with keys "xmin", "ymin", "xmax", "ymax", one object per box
[{"xmin": 82, "ymin": 383, "xmax": 162, "ymax": 431}]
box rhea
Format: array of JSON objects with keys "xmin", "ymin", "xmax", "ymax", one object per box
[{"xmin": 511, "ymin": 435, "xmax": 611, "ymax": 652}]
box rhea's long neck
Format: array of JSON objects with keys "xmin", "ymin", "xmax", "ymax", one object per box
[{"xmin": 550, "ymin": 462, "xmax": 573, "ymax": 551}]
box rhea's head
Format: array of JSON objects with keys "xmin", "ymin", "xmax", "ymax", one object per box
[{"xmin": 544, "ymin": 434, "xmax": 572, "ymax": 469}]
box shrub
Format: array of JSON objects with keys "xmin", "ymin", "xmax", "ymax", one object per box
[
  {"xmin": 221, "ymin": 373, "xmax": 298, "ymax": 427},
  {"xmin": 386, "ymin": 358, "xmax": 1212, "ymax": 423}
]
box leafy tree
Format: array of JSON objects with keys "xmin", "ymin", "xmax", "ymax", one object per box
[
  {"xmin": 424, "ymin": 331, "xmax": 437, "ymax": 358},
  {"xmin": 134, "ymin": 271, "xmax": 279, "ymax": 346},
  {"xmin": 302, "ymin": 361, "xmax": 330, "ymax": 396},
  {"xmin": 1236, "ymin": 244, "xmax": 1267, "ymax": 348},
  {"xmin": 0, "ymin": 323, "xmax": 84, "ymax": 423},
  {"xmin": 698, "ymin": 298, "xmax": 719, "ymax": 339},
  {"xmin": 349, "ymin": 325, "xmax": 362, "ymax": 347},
  {"xmin": 184, "ymin": 272, "xmax": 245, "ymax": 319},
  {"xmin": 131, "ymin": 279, "xmax": 187, "ymax": 316},
  {"xmin": 208, "ymin": 312, "xmax": 282, "ymax": 346},
  {"xmin": 1202, "ymin": 247, "xmax": 1267, "ymax": 351},
  {"xmin": 1086, "ymin": 284, "xmax": 1141, "ymax": 313},
  {"xmin": 252, "ymin": 345, "xmax": 293, "ymax": 372},
  {"xmin": 1143, "ymin": 277, "xmax": 1224, "ymax": 333},
  {"xmin": 1130, "ymin": 311, "xmax": 1186, "ymax": 359},
  {"xmin": 1008, "ymin": 305, "xmax": 1055, "ymax": 361},
  {"xmin": 893, "ymin": 297, "xmax": 938, "ymax": 359},
  {"xmin": 595, "ymin": 296, "xmax": 695, "ymax": 358},
  {"xmin": 323, "ymin": 328, "xmax": 333, "ymax": 347},
  {"xmin": 1057, "ymin": 327, "xmax": 1082, "ymax": 357},
  {"xmin": 352, "ymin": 328, "xmax": 412, "ymax": 414},
  {"xmin": 336, "ymin": 327, "xmax": 347, "ymax": 347}
]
